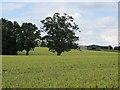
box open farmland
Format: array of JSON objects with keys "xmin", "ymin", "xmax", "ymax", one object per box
[{"xmin": 2, "ymin": 47, "xmax": 118, "ymax": 88}]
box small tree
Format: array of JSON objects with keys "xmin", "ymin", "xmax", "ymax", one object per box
[
  {"xmin": 108, "ymin": 45, "xmax": 113, "ymax": 50},
  {"xmin": 41, "ymin": 13, "xmax": 79, "ymax": 56},
  {"xmin": 17, "ymin": 22, "xmax": 40, "ymax": 55}
]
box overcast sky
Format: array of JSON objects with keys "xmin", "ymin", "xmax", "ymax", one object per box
[{"xmin": 1, "ymin": 1, "xmax": 118, "ymax": 46}]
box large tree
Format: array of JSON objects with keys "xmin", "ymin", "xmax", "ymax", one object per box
[
  {"xmin": 17, "ymin": 22, "xmax": 40, "ymax": 55},
  {"xmin": 41, "ymin": 13, "xmax": 79, "ymax": 56},
  {"xmin": 1, "ymin": 18, "xmax": 19, "ymax": 55}
]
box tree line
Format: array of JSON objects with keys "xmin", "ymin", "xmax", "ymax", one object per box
[
  {"xmin": 1, "ymin": 18, "xmax": 40, "ymax": 55},
  {"xmin": 1, "ymin": 13, "xmax": 80, "ymax": 56}
]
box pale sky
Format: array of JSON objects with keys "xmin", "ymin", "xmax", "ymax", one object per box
[{"xmin": 0, "ymin": 1, "xmax": 119, "ymax": 46}]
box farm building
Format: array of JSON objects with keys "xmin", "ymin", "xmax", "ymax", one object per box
[{"xmin": 86, "ymin": 45, "xmax": 113, "ymax": 50}]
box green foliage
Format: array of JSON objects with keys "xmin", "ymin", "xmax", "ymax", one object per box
[
  {"xmin": 114, "ymin": 46, "xmax": 120, "ymax": 51},
  {"xmin": 41, "ymin": 13, "xmax": 79, "ymax": 56},
  {"xmin": 1, "ymin": 18, "xmax": 41, "ymax": 55},
  {"xmin": 2, "ymin": 47, "xmax": 118, "ymax": 88},
  {"xmin": 1, "ymin": 18, "xmax": 19, "ymax": 55},
  {"xmin": 17, "ymin": 23, "xmax": 41, "ymax": 55}
]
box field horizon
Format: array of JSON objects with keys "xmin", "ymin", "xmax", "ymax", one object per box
[{"xmin": 2, "ymin": 47, "xmax": 118, "ymax": 88}]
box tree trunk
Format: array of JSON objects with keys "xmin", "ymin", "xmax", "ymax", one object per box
[
  {"xmin": 57, "ymin": 51, "xmax": 62, "ymax": 56},
  {"xmin": 26, "ymin": 50, "xmax": 29, "ymax": 55}
]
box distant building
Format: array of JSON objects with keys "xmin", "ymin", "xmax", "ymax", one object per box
[
  {"xmin": 86, "ymin": 45, "xmax": 112, "ymax": 50},
  {"xmin": 79, "ymin": 45, "xmax": 87, "ymax": 50}
]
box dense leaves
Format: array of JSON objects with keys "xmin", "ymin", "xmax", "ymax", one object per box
[
  {"xmin": 1, "ymin": 13, "xmax": 80, "ymax": 56},
  {"xmin": 17, "ymin": 23, "xmax": 41, "ymax": 55},
  {"xmin": 1, "ymin": 18, "xmax": 41, "ymax": 55},
  {"xmin": 1, "ymin": 18, "xmax": 18, "ymax": 55},
  {"xmin": 41, "ymin": 13, "xmax": 79, "ymax": 56}
]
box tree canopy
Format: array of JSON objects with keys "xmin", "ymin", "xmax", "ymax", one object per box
[
  {"xmin": 2, "ymin": 18, "xmax": 18, "ymax": 55},
  {"xmin": 1, "ymin": 18, "xmax": 41, "ymax": 55},
  {"xmin": 41, "ymin": 13, "xmax": 79, "ymax": 56},
  {"xmin": 17, "ymin": 22, "xmax": 41, "ymax": 55}
]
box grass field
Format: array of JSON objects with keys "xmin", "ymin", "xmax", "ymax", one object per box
[{"xmin": 2, "ymin": 47, "xmax": 118, "ymax": 88}]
